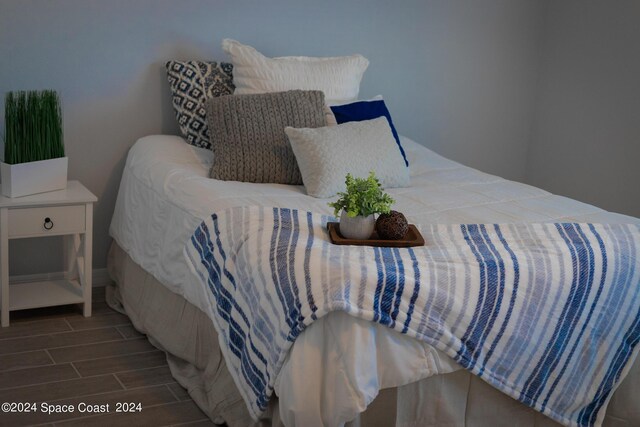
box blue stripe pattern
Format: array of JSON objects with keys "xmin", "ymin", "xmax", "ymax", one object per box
[{"xmin": 184, "ymin": 207, "xmax": 640, "ymax": 426}]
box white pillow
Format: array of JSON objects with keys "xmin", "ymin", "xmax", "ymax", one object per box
[
  {"xmin": 285, "ymin": 117, "xmax": 410, "ymax": 198},
  {"xmin": 222, "ymin": 39, "xmax": 369, "ymax": 105}
]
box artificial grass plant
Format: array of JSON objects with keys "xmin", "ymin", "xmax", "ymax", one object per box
[{"xmin": 4, "ymin": 90, "xmax": 65, "ymax": 165}]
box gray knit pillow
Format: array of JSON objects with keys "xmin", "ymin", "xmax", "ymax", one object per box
[{"xmin": 206, "ymin": 90, "xmax": 326, "ymax": 184}]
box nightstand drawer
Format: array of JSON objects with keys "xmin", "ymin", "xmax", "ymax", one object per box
[{"xmin": 8, "ymin": 205, "xmax": 86, "ymax": 237}]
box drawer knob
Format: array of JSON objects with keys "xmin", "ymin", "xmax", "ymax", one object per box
[{"xmin": 43, "ymin": 217, "xmax": 54, "ymax": 230}]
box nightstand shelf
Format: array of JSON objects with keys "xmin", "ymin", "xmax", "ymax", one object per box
[
  {"xmin": 8, "ymin": 279, "xmax": 84, "ymax": 311},
  {"xmin": 0, "ymin": 180, "xmax": 97, "ymax": 326}
]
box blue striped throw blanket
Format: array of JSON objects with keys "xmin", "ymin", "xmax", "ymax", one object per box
[{"xmin": 184, "ymin": 206, "xmax": 640, "ymax": 427}]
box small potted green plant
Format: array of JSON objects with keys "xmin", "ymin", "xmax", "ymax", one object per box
[
  {"xmin": 329, "ymin": 172, "xmax": 395, "ymax": 239},
  {"xmin": 1, "ymin": 90, "xmax": 67, "ymax": 197}
]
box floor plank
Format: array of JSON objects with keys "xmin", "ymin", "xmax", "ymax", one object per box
[
  {"xmin": 0, "ymin": 350, "xmax": 53, "ymax": 372},
  {"xmin": 0, "ymin": 374, "xmax": 123, "ymax": 404},
  {"xmin": 73, "ymin": 351, "xmax": 167, "ymax": 377},
  {"xmin": 116, "ymin": 324, "xmax": 144, "ymax": 339},
  {"xmin": 0, "ymin": 318, "xmax": 71, "ymax": 340},
  {"xmin": 54, "ymin": 400, "xmax": 209, "ymax": 427},
  {"xmin": 172, "ymin": 419, "xmax": 218, "ymax": 426},
  {"xmin": 115, "ymin": 366, "xmax": 175, "ymax": 389},
  {"xmin": 48, "ymin": 338, "xmax": 156, "ymax": 363},
  {"xmin": 0, "ymin": 385, "xmax": 177, "ymax": 427},
  {"xmin": 65, "ymin": 312, "xmax": 131, "ymax": 331},
  {"xmin": 0, "ymin": 364, "xmax": 78, "ymax": 389},
  {"xmin": 91, "ymin": 300, "xmax": 117, "ymax": 315},
  {"xmin": 0, "ymin": 327, "xmax": 124, "ymax": 356}
]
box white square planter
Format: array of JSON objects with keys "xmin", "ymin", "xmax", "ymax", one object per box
[{"xmin": 0, "ymin": 157, "xmax": 68, "ymax": 198}]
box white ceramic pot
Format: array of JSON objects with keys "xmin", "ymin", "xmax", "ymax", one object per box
[
  {"xmin": 0, "ymin": 157, "xmax": 68, "ymax": 198},
  {"xmin": 339, "ymin": 210, "xmax": 375, "ymax": 240}
]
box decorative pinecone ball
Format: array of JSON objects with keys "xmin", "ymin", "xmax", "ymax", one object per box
[{"xmin": 376, "ymin": 210, "xmax": 409, "ymax": 240}]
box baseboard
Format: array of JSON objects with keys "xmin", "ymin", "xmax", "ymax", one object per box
[{"xmin": 9, "ymin": 268, "xmax": 111, "ymax": 287}]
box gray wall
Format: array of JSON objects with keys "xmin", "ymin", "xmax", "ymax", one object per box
[
  {"xmin": 1, "ymin": 0, "xmax": 542, "ymax": 274},
  {"xmin": 526, "ymin": 1, "xmax": 640, "ymax": 218}
]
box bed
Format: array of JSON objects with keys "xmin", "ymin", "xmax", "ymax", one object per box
[{"xmin": 107, "ymin": 133, "xmax": 640, "ymax": 427}]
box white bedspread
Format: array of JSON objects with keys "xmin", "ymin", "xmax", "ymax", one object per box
[{"xmin": 109, "ymin": 135, "xmax": 638, "ymax": 426}]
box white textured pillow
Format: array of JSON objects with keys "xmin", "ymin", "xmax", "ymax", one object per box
[
  {"xmin": 285, "ymin": 117, "xmax": 410, "ymax": 198},
  {"xmin": 222, "ymin": 39, "xmax": 369, "ymax": 104}
]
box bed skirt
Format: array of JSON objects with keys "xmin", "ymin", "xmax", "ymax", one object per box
[{"xmin": 106, "ymin": 241, "xmax": 639, "ymax": 426}]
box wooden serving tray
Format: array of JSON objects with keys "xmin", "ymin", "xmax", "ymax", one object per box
[{"xmin": 327, "ymin": 222, "xmax": 425, "ymax": 247}]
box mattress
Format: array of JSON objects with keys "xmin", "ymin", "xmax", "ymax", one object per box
[{"xmin": 109, "ymin": 134, "xmax": 639, "ymax": 426}]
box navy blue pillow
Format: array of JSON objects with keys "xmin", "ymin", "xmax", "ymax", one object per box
[{"xmin": 330, "ymin": 99, "xmax": 408, "ymax": 166}]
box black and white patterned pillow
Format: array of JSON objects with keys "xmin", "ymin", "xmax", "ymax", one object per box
[{"xmin": 166, "ymin": 61, "xmax": 234, "ymax": 149}]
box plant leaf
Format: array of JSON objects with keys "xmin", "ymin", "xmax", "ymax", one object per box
[{"xmin": 327, "ymin": 171, "xmax": 395, "ymax": 217}]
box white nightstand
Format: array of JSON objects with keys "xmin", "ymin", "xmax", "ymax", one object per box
[{"xmin": 0, "ymin": 181, "xmax": 97, "ymax": 327}]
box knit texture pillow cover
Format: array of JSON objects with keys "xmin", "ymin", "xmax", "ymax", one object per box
[
  {"xmin": 285, "ymin": 117, "xmax": 410, "ymax": 198},
  {"xmin": 222, "ymin": 39, "xmax": 369, "ymax": 105},
  {"xmin": 206, "ymin": 90, "xmax": 326, "ymax": 184}
]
